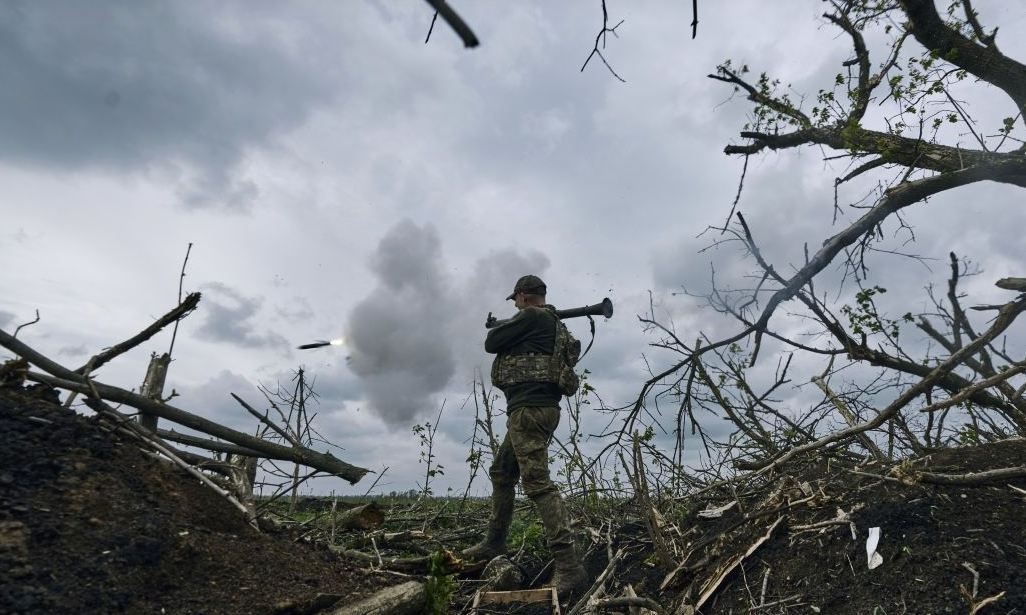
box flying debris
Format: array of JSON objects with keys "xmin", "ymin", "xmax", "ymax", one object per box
[{"xmin": 297, "ymin": 338, "xmax": 345, "ymax": 350}]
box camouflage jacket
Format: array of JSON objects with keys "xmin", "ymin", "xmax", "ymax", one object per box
[{"xmin": 485, "ymin": 305, "xmax": 562, "ymax": 410}]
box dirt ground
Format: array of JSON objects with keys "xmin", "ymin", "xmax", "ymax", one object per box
[
  {"xmin": 3, "ymin": 381, "xmax": 1025, "ymax": 615},
  {"xmin": 660, "ymin": 443, "xmax": 1026, "ymax": 614},
  {"xmin": 0, "ymin": 384, "xmax": 397, "ymax": 615}
]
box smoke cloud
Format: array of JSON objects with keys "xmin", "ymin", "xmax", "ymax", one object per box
[
  {"xmin": 346, "ymin": 221, "xmax": 551, "ymax": 428},
  {"xmin": 346, "ymin": 221, "xmax": 456, "ymax": 427}
]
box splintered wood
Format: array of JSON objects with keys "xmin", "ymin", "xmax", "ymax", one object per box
[{"xmin": 473, "ymin": 588, "xmax": 560, "ymax": 615}]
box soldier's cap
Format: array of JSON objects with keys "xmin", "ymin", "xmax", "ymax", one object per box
[{"xmin": 506, "ymin": 275, "xmax": 547, "ymax": 300}]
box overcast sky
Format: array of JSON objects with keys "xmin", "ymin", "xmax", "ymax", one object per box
[{"xmin": 3, "ymin": 1, "xmax": 1025, "ymax": 497}]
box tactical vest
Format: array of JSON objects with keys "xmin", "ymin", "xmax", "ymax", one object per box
[{"xmin": 490, "ymin": 307, "xmax": 581, "ymax": 396}]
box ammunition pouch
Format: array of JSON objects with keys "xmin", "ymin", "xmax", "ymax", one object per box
[{"xmin": 490, "ymin": 310, "xmax": 581, "ymax": 396}]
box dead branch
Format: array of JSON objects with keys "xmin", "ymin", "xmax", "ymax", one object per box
[
  {"xmin": 84, "ymin": 396, "xmax": 257, "ymax": 528},
  {"xmin": 694, "ymin": 517, "xmax": 783, "ymax": 610},
  {"xmin": 155, "ymin": 428, "xmax": 264, "ymax": 457},
  {"xmin": 915, "ymin": 466, "xmax": 1026, "ymax": 485},
  {"xmin": 568, "ymin": 548, "xmax": 624, "ymax": 615},
  {"xmin": 167, "ymin": 242, "xmax": 193, "ymax": 358},
  {"xmin": 623, "ymin": 438, "xmax": 675, "ymax": 569},
  {"xmin": 231, "ymin": 392, "xmax": 303, "ymax": 448},
  {"xmin": 336, "ymin": 502, "xmax": 386, "ymax": 531},
  {"xmin": 422, "ymin": 0, "xmax": 479, "ymax": 48},
  {"xmin": 748, "ymin": 297, "xmax": 1026, "ymax": 473},
  {"xmin": 812, "ymin": 372, "xmax": 887, "ymax": 461},
  {"xmin": 592, "ymin": 595, "xmax": 664, "ymax": 614},
  {"xmin": 918, "ymin": 362, "xmax": 1026, "ymax": 415},
  {"xmin": 580, "ymin": 0, "xmax": 626, "ymax": 82},
  {"xmin": 12, "ymin": 309, "xmax": 40, "ymax": 338},
  {"xmin": 1, "ymin": 329, "xmax": 369, "ymax": 482},
  {"xmin": 73, "ymin": 292, "xmax": 200, "ymax": 374},
  {"xmin": 996, "ymin": 278, "xmax": 1026, "ymax": 292},
  {"xmin": 326, "ymin": 580, "xmax": 426, "ymax": 615}
]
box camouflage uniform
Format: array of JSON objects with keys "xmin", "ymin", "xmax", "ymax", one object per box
[
  {"xmin": 489, "ymin": 404, "xmax": 574, "ymax": 554},
  {"xmin": 467, "ymin": 277, "xmax": 585, "ymax": 597}
]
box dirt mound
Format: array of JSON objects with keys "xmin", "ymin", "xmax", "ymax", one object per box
[
  {"xmin": 659, "ymin": 445, "xmax": 1026, "ymax": 614},
  {"xmin": 0, "ymin": 385, "xmax": 394, "ymax": 615}
]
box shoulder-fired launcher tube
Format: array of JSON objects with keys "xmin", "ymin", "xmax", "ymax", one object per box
[{"xmin": 485, "ymin": 297, "xmax": 613, "ymax": 329}]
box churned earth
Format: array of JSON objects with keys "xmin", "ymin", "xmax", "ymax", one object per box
[
  {"xmin": 2, "ymin": 380, "xmax": 1025, "ymax": 614},
  {"xmin": 0, "ymin": 384, "xmax": 396, "ymax": 615}
]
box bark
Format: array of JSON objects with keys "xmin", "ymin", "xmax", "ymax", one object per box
[
  {"xmin": 336, "ymin": 502, "xmax": 385, "ymax": 531},
  {"xmin": 900, "ymin": 0, "xmax": 1026, "ymax": 115},
  {"xmin": 138, "ymin": 352, "xmax": 170, "ymax": 431},
  {"xmin": 156, "ymin": 428, "xmax": 264, "ymax": 457},
  {"xmin": 916, "ymin": 466, "xmax": 1026, "ymax": 485},
  {"xmin": 74, "ymin": 292, "xmax": 200, "ymax": 374},
  {"xmin": 325, "ymin": 580, "xmax": 426, "ymax": 615}
]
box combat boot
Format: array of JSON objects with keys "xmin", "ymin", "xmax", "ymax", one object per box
[
  {"xmin": 551, "ymin": 545, "xmax": 588, "ymax": 601},
  {"xmin": 462, "ymin": 488, "xmax": 514, "ymax": 561}
]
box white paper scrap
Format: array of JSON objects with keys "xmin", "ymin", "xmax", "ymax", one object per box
[{"xmin": 866, "ymin": 527, "xmax": 883, "ymax": 569}]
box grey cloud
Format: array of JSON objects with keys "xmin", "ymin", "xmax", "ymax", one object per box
[
  {"xmin": 0, "ymin": 310, "xmax": 14, "ymax": 330},
  {"xmin": 172, "ymin": 369, "xmax": 258, "ymax": 434},
  {"xmin": 57, "ymin": 344, "xmax": 88, "ymax": 357},
  {"xmin": 300, "ymin": 362, "xmax": 363, "ymax": 406},
  {"xmin": 195, "ymin": 282, "xmax": 289, "ymax": 350},
  {"xmin": 0, "ymin": 1, "xmax": 334, "ymax": 209},
  {"xmin": 276, "ymin": 297, "xmax": 316, "ymax": 324}
]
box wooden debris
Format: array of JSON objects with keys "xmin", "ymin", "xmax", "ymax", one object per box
[
  {"xmin": 694, "ymin": 517, "xmax": 783, "ymax": 610},
  {"xmin": 336, "ymin": 502, "xmax": 386, "ymax": 531},
  {"xmin": 326, "ymin": 580, "xmax": 426, "ymax": 615},
  {"xmin": 1, "ymin": 329, "xmax": 368, "ymax": 483},
  {"xmin": 473, "ymin": 588, "xmax": 559, "ymax": 615}
]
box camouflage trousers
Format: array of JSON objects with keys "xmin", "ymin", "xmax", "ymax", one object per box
[{"xmin": 489, "ymin": 405, "xmax": 574, "ymax": 553}]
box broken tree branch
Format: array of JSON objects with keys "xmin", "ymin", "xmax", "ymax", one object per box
[
  {"xmin": 2, "ymin": 328, "xmax": 368, "ymax": 483},
  {"xmin": 73, "ymin": 292, "xmax": 201, "ymax": 375}
]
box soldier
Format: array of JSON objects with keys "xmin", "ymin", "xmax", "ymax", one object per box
[{"xmin": 464, "ymin": 275, "xmax": 588, "ymax": 599}]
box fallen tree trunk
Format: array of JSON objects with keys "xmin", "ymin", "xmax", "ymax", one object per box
[
  {"xmin": 325, "ymin": 580, "xmax": 425, "ymax": 615},
  {"xmin": 156, "ymin": 428, "xmax": 265, "ymax": 457},
  {"xmin": 1, "ymin": 330, "xmax": 369, "ymax": 484},
  {"xmin": 337, "ymin": 502, "xmax": 385, "ymax": 530}
]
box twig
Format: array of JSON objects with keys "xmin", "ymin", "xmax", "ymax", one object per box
[
  {"xmin": 231, "ymin": 392, "xmax": 303, "ymax": 448},
  {"xmin": 87, "ymin": 397, "xmax": 257, "ymax": 528},
  {"xmin": 168, "ymin": 242, "xmax": 193, "ymax": 358},
  {"xmin": 918, "ymin": 362, "xmax": 1026, "ymax": 414},
  {"xmin": 73, "ymin": 292, "xmax": 201, "ymax": 374},
  {"xmin": 962, "ymin": 562, "xmax": 980, "ymax": 598},
  {"xmin": 568, "ymin": 548, "xmax": 624, "ymax": 615},
  {"xmin": 593, "ymin": 596, "xmax": 664, "ymax": 613},
  {"xmin": 13, "ymin": 310, "xmax": 40, "ymax": 339},
  {"xmin": 362, "ymin": 465, "xmax": 390, "ymax": 497},
  {"xmin": 424, "ymin": 11, "xmax": 439, "ymax": 44},
  {"xmin": 748, "ymin": 593, "xmax": 803, "ymax": 611},
  {"xmin": 690, "ymin": 0, "xmax": 699, "ymax": 39},
  {"xmin": 759, "ymin": 565, "xmax": 770, "ymax": 606},
  {"xmin": 695, "ymin": 517, "xmax": 783, "ymax": 610},
  {"xmin": 916, "ymin": 466, "xmax": 1026, "ymax": 485},
  {"xmin": 580, "ymin": 0, "xmax": 626, "ymax": 82}
]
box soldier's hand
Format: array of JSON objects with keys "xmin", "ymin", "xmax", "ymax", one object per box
[{"xmin": 486, "ymin": 312, "xmax": 497, "ymax": 328}]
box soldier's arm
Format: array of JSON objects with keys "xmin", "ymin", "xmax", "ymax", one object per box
[{"xmin": 484, "ymin": 309, "xmax": 538, "ymax": 354}]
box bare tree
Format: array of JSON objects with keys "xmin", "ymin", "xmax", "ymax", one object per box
[{"xmin": 615, "ymin": 0, "xmax": 1026, "ymax": 478}]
